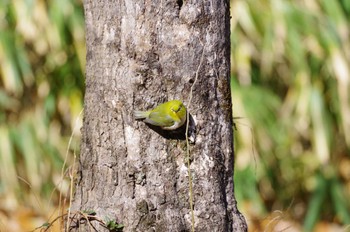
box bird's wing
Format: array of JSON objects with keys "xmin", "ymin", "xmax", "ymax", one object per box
[{"xmin": 144, "ymin": 111, "xmax": 175, "ymax": 127}]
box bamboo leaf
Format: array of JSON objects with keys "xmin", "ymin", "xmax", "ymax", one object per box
[
  {"xmin": 330, "ymin": 177, "xmax": 350, "ymax": 224},
  {"xmin": 303, "ymin": 173, "xmax": 328, "ymax": 231}
]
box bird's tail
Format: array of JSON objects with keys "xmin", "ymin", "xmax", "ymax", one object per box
[{"xmin": 134, "ymin": 110, "xmax": 150, "ymax": 119}]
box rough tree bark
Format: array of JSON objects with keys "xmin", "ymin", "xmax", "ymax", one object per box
[{"xmin": 70, "ymin": 0, "xmax": 247, "ymax": 231}]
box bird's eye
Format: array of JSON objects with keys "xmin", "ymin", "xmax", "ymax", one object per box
[{"xmin": 174, "ymin": 104, "xmax": 183, "ymax": 113}]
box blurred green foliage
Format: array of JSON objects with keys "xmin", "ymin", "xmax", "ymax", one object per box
[
  {"xmin": 0, "ymin": 0, "xmax": 349, "ymax": 231},
  {"xmin": 231, "ymin": 0, "xmax": 350, "ymax": 230},
  {"xmin": 0, "ymin": 0, "xmax": 84, "ymax": 222}
]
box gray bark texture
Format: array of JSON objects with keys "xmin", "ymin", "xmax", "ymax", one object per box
[{"xmin": 70, "ymin": 0, "xmax": 247, "ymax": 231}]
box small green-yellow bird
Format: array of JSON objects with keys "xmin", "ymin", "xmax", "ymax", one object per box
[{"xmin": 134, "ymin": 100, "xmax": 187, "ymax": 130}]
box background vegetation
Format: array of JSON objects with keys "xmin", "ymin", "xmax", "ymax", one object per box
[
  {"xmin": 231, "ymin": 0, "xmax": 350, "ymax": 231},
  {"xmin": 0, "ymin": 0, "xmax": 84, "ymax": 230},
  {"xmin": 0, "ymin": 0, "xmax": 349, "ymax": 231}
]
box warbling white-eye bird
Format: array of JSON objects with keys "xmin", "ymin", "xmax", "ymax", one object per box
[{"xmin": 134, "ymin": 100, "xmax": 187, "ymax": 130}]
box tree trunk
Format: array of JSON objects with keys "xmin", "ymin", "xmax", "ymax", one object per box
[{"xmin": 70, "ymin": 0, "xmax": 247, "ymax": 231}]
